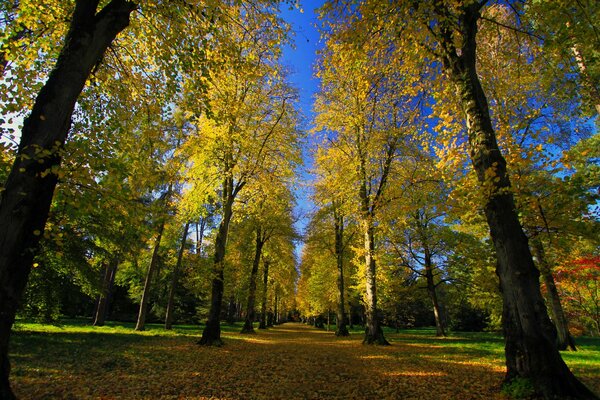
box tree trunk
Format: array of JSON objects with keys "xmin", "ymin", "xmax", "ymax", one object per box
[
  {"xmin": 532, "ymin": 238, "xmax": 576, "ymax": 351},
  {"xmin": 334, "ymin": 213, "xmax": 349, "ymax": 336},
  {"xmin": 362, "ymin": 220, "xmax": 389, "ymax": 345},
  {"xmin": 226, "ymin": 296, "xmax": 236, "ymax": 325},
  {"xmin": 93, "ymin": 258, "xmax": 118, "ymax": 326},
  {"xmin": 274, "ymin": 287, "xmax": 279, "ymax": 325},
  {"xmin": 241, "ymin": 227, "xmax": 264, "ymax": 334},
  {"xmin": 259, "ymin": 260, "xmax": 269, "ymax": 329},
  {"xmin": 196, "ymin": 216, "xmax": 206, "ymax": 255},
  {"xmin": 0, "ymin": 1, "xmax": 135, "ymax": 398},
  {"xmin": 199, "ymin": 179, "xmax": 237, "ymax": 346},
  {"xmin": 436, "ymin": 3, "xmax": 594, "ymax": 397},
  {"xmin": 424, "ymin": 258, "xmax": 445, "ymax": 337},
  {"xmin": 135, "ymin": 220, "xmax": 165, "ymax": 331},
  {"xmin": 417, "ymin": 214, "xmax": 446, "ymax": 337},
  {"xmin": 165, "ymin": 222, "xmax": 190, "ymax": 330}
]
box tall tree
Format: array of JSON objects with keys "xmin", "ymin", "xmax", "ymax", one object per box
[
  {"xmin": 0, "ymin": 2, "xmax": 136, "ymax": 397},
  {"xmin": 314, "ymin": 26, "xmax": 422, "ymax": 344},
  {"xmin": 165, "ymin": 221, "xmax": 190, "ymax": 330},
  {"xmin": 409, "ymin": 2, "xmax": 594, "ymax": 397},
  {"xmin": 180, "ymin": 10, "xmax": 299, "ymax": 344},
  {"xmin": 240, "ymin": 180, "xmax": 296, "ymax": 334}
]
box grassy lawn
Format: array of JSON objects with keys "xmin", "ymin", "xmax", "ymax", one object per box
[{"xmin": 8, "ymin": 319, "xmax": 600, "ymax": 399}]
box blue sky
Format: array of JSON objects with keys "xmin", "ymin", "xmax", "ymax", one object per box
[{"xmin": 279, "ymin": 1, "xmax": 324, "ymax": 242}]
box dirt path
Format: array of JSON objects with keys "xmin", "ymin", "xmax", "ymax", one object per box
[{"xmin": 12, "ymin": 322, "xmax": 509, "ymax": 399}]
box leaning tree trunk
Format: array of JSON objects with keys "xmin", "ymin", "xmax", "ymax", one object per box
[
  {"xmin": 241, "ymin": 227, "xmax": 265, "ymax": 334},
  {"xmin": 93, "ymin": 258, "xmax": 119, "ymax": 327},
  {"xmin": 435, "ymin": 3, "xmax": 594, "ymax": 398},
  {"xmin": 165, "ymin": 222, "xmax": 190, "ymax": 330},
  {"xmin": 531, "ymin": 238, "xmax": 576, "ymax": 351},
  {"xmin": 0, "ymin": 1, "xmax": 135, "ymax": 398},
  {"xmin": 135, "ymin": 220, "xmax": 166, "ymax": 331},
  {"xmin": 362, "ymin": 220, "xmax": 388, "ymax": 345},
  {"xmin": 259, "ymin": 260, "xmax": 270, "ymax": 329},
  {"xmin": 199, "ymin": 179, "xmax": 237, "ymax": 346},
  {"xmin": 334, "ymin": 213, "xmax": 349, "ymax": 336}
]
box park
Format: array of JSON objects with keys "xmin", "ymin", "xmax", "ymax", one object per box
[{"xmin": 0, "ymin": 0, "xmax": 599, "ymax": 399}]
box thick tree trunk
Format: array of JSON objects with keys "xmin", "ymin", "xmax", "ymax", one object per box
[
  {"xmin": 199, "ymin": 181, "xmax": 236, "ymax": 346},
  {"xmin": 93, "ymin": 258, "xmax": 118, "ymax": 326},
  {"xmin": 532, "ymin": 238, "xmax": 576, "ymax": 351},
  {"xmin": 362, "ymin": 221, "xmax": 388, "ymax": 345},
  {"xmin": 135, "ymin": 220, "xmax": 165, "ymax": 331},
  {"xmin": 165, "ymin": 222, "xmax": 190, "ymax": 330},
  {"xmin": 334, "ymin": 214, "xmax": 349, "ymax": 336},
  {"xmin": 259, "ymin": 260, "xmax": 269, "ymax": 329},
  {"xmin": 241, "ymin": 228, "xmax": 265, "ymax": 334},
  {"xmin": 0, "ymin": 1, "xmax": 135, "ymax": 398},
  {"xmin": 436, "ymin": 3, "xmax": 594, "ymax": 398}
]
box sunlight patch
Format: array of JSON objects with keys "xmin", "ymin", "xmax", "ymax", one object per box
[{"xmin": 385, "ymin": 371, "xmax": 446, "ymax": 377}]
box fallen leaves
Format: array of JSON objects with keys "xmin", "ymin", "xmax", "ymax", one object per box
[{"xmin": 9, "ymin": 323, "xmax": 599, "ymax": 399}]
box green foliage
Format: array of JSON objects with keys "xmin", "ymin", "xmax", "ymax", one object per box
[{"xmin": 448, "ymin": 303, "xmax": 491, "ymax": 333}]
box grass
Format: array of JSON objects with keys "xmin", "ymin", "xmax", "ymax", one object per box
[{"xmin": 8, "ymin": 319, "xmax": 600, "ymax": 399}]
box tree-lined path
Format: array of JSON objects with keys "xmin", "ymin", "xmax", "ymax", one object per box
[{"xmin": 9, "ymin": 322, "xmax": 599, "ymax": 399}]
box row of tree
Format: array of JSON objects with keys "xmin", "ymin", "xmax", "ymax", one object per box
[
  {"xmin": 294, "ymin": 1, "xmax": 598, "ymax": 399},
  {"xmin": 0, "ymin": 1, "xmax": 599, "ymax": 400},
  {"xmin": 0, "ymin": 1, "xmax": 303, "ymax": 398}
]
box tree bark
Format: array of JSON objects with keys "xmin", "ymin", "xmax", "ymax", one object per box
[
  {"xmin": 334, "ymin": 213, "xmax": 349, "ymax": 336},
  {"xmin": 196, "ymin": 216, "xmax": 206, "ymax": 255},
  {"xmin": 135, "ymin": 220, "xmax": 166, "ymax": 331},
  {"xmin": 93, "ymin": 258, "xmax": 118, "ymax": 326},
  {"xmin": 274, "ymin": 287, "xmax": 279, "ymax": 325},
  {"xmin": 199, "ymin": 178, "xmax": 238, "ymax": 346},
  {"xmin": 532, "ymin": 238, "xmax": 576, "ymax": 351},
  {"xmin": 259, "ymin": 260, "xmax": 269, "ymax": 329},
  {"xmin": 416, "ymin": 213, "xmax": 446, "ymax": 337},
  {"xmin": 434, "ymin": 3, "xmax": 594, "ymax": 398},
  {"xmin": 241, "ymin": 227, "xmax": 265, "ymax": 334},
  {"xmin": 362, "ymin": 220, "xmax": 389, "ymax": 345},
  {"xmin": 0, "ymin": 1, "xmax": 136, "ymax": 398},
  {"xmin": 165, "ymin": 222, "xmax": 190, "ymax": 330}
]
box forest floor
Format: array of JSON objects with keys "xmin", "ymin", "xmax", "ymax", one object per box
[{"xmin": 9, "ymin": 320, "xmax": 600, "ymax": 399}]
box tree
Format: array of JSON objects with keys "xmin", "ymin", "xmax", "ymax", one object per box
[
  {"xmin": 165, "ymin": 221, "xmax": 190, "ymax": 330},
  {"xmin": 179, "ymin": 9, "xmax": 299, "ymax": 344},
  {"xmin": 0, "ymin": 2, "xmax": 136, "ymax": 397},
  {"xmin": 407, "ymin": 2, "xmax": 595, "ymax": 397},
  {"xmin": 314, "ymin": 23, "xmax": 423, "ymax": 344},
  {"xmin": 239, "ymin": 179, "xmax": 296, "ymax": 334}
]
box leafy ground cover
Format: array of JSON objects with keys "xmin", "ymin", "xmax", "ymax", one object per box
[{"xmin": 9, "ymin": 320, "xmax": 600, "ymax": 399}]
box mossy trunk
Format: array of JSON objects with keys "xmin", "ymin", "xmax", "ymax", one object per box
[
  {"xmin": 435, "ymin": 3, "xmax": 594, "ymax": 397},
  {"xmin": 362, "ymin": 222, "xmax": 388, "ymax": 345}
]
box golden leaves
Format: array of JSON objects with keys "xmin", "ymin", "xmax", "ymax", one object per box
[{"xmin": 10, "ymin": 322, "xmax": 518, "ymax": 399}]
